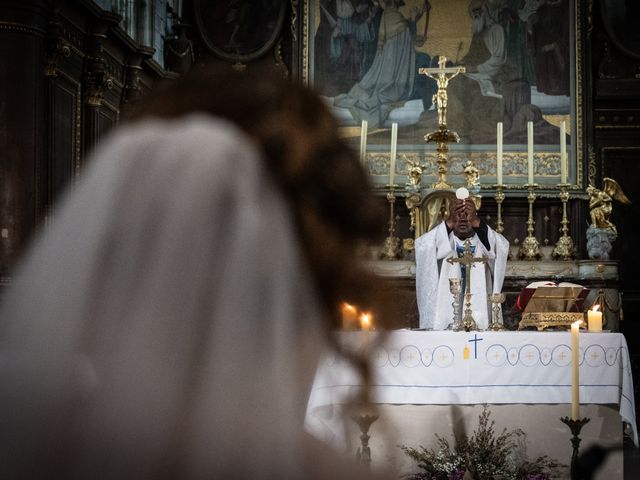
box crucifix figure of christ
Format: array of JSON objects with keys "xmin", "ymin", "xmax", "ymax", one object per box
[
  {"xmin": 447, "ymin": 238, "xmax": 489, "ymax": 331},
  {"xmin": 418, "ymin": 55, "xmax": 465, "ymax": 128}
]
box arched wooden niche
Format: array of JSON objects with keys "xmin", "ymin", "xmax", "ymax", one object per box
[
  {"xmin": 406, "ymin": 190, "xmax": 456, "ymax": 239},
  {"xmin": 599, "ymin": 0, "xmax": 640, "ymax": 59},
  {"xmin": 194, "ymin": 1, "xmax": 287, "ymax": 62}
]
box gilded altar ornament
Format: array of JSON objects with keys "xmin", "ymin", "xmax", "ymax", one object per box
[
  {"xmin": 488, "ymin": 293, "xmax": 506, "ymax": 331},
  {"xmin": 405, "ymin": 157, "xmax": 426, "ymax": 189},
  {"xmin": 446, "ymin": 238, "xmax": 489, "ymax": 331},
  {"xmin": 552, "ymin": 183, "xmax": 575, "ymax": 260},
  {"xmin": 419, "ymin": 55, "xmax": 465, "ymax": 190},
  {"xmin": 463, "ymin": 160, "xmax": 482, "ymax": 210},
  {"xmin": 463, "ymin": 160, "xmax": 480, "ymax": 192},
  {"xmin": 586, "ymin": 177, "xmax": 631, "ymax": 260},
  {"xmin": 587, "ymin": 177, "xmax": 631, "ymax": 233}
]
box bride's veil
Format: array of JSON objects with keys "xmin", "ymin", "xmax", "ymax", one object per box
[{"xmin": 0, "ymin": 115, "xmax": 331, "ymax": 478}]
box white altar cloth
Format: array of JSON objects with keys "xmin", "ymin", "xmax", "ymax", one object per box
[{"xmin": 306, "ymin": 330, "xmax": 638, "ymax": 446}]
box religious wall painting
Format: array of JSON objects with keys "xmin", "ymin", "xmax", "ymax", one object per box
[
  {"xmin": 194, "ymin": 0, "xmax": 287, "ymax": 62},
  {"xmin": 305, "ymin": 0, "xmax": 578, "ymax": 188}
]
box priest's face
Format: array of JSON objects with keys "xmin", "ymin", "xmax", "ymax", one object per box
[{"xmin": 450, "ymin": 204, "xmax": 474, "ymax": 239}]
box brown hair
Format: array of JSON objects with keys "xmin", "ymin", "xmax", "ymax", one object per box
[{"xmin": 124, "ymin": 67, "xmax": 388, "ymax": 334}]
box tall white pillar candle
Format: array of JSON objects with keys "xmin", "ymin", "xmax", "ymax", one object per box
[
  {"xmin": 527, "ymin": 121, "xmax": 534, "ymax": 185},
  {"xmin": 560, "ymin": 120, "xmax": 567, "ymax": 184},
  {"xmin": 497, "ymin": 122, "xmax": 503, "ymax": 186},
  {"xmin": 390, "ymin": 122, "xmax": 398, "ymax": 185},
  {"xmin": 360, "ymin": 120, "xmax": 368, "ymax": 168},
  {"xmin": 571, "ymin": 320, "xmax": 582, "ymax": 420}
]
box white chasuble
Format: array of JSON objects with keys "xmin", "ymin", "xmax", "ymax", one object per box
[{"xmin": 415, "ymin": 222, "xmax": 509, "ymax": 330}]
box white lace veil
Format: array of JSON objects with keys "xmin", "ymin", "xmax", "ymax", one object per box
[{"xmin": 0, "ymin": 115, "xmax": 332, "ymax": 479}]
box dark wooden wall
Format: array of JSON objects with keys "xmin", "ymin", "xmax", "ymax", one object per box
[{"xmin": 0, "ymin": 0, "xmax": 175, "ymax": 284}]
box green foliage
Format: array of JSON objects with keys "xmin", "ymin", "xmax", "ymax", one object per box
[{"xmin": 400, "ymin": 406, "xmax": 565, "ymax": 480}]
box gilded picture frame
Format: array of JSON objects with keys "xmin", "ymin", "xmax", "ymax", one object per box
[
  {"xmin": 299, "ymin": 0, "xmax": 585, "ymax": 190},
  {"xmin": 194, "ymin": 0, "xmax": 287, "ymax": 62}
]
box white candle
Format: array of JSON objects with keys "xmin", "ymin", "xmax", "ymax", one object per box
[
  {"xmin": 497, "ymin": 122, "xmax": 503, "ymax": 186},
  {"xmin": 588, "ymin": 304, "xmax": 603, "ymax": 333},
  {"xmin": 571, "ymin": 320, "xmax": 582, "ymax": 420},
  {"xmin": 560, "ymin": 121, "xmax": 567, "ymax": 184},
  {"xmin": 390, "ymin": 122, "xmax": 398, "ymax": 185},
  {"xmin": 341, "ymin": 302, "xmax": 358, "ymax": 330},
  {"xmin": 527, "ymin": 121, "xmax": 534, "ymax": 185},
  {"xmin": 360, "ymin": 120, "xmax": 368, "ymax": 168},
  {"xmin": 360, "ymin": 312, "xmax": 372, "ymax": 351},
  {"xmin": 360, "ymin": 313, "xmax": 372, "ymax": 331}
]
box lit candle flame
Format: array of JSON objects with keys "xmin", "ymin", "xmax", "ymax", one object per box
[
  {"xmin": 591, "ymin": 304, "xmax": 600, "ymax": 312},
  {"xmin": 343, "ymin": 302, "xmax": 356, "ymax": 312},
  {"xmin": 360, "ymin": 313, "xmax": 371, "ymax": 331}
]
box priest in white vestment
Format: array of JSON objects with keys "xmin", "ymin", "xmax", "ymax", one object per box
[{"xmin": 415, "ymin": 197, "xmax": 509, "ymax": 330}]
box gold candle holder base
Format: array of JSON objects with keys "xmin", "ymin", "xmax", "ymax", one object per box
[
  {"xmin": 517, "ymin": 184, "xmax": 542, "ymax": 260},
  {"xmin": 379, "ymin": 185, "xmax": 402, "ymax": 260},
  {"xmin": 552, "ymin": 183, "xmax": 575, "ymax": 260},
  {"xmin": 560, "ymin": 416, "xmax": 591, "ymax": 479},
  {"xmin": 462, "ymin": 292, "xmax": 478, "ymax": 331}
]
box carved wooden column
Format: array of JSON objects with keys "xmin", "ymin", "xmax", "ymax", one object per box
[
  {"xmin": 0, "ymin": 0, "xmax": 51, "ymax": 276},
  {"xmin": 122, "ymin": 46, "xmax": 155, "ymax": 106},
  {"xmin": 82, "ymin": 11, "xmax": 120, "ymax": 157}
]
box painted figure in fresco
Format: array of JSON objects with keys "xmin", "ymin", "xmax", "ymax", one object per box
[
  {"xmin": 333, "ymin": 0, "xmax": 430, "ymax": 127},
  {"xmin": 526, "ymin": 0, "xmax": 570, "ymax": 96},
  {"xmin": 314, "ymin": 0, "xmax": 381, "ymax": 96},
  {"xmin": 224, "ymin": 0, "xmax": 281, "ymax": 54},
  {"xmin": 440, "ymin": 0, "xmax": 529, "ymax": 143},
  {"xmin": 497, "ymin": 0, "xmax": 537, "ymax": 86}
]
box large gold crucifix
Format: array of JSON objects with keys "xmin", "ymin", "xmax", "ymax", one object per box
[
  {"xmin": 418, "ymin": 55, "xmax": 465, "ymax": 128},
  {"xmin": 418, "ymin": 55, "xmax": 465, "ymax": 189},
  {"xmin": 447, "ymin": 238, "xmax": 489, "ymax": 331}
]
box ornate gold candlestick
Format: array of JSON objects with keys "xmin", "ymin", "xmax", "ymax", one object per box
[
  {"xmin": 351, "ymin": 414, "xmax": 379, "ymax": 467},
  {"xmin": 494, "ymin": 185, "xmax": 505, "ymax": 234},
  {"xmin": 379, "ymin": 185, "xmax": 401, "ymax": 260},
  {"xmin": 449, "ymin": 278, "xmax": 464, "ymax": 331},
  {"xmin": 517, "ymin": 184, "xmax": 541, "ymax": 260},
  {"xmin": 552, "ymin": 183, "xmax": 575, "ymax": 260},
  {"xmin": 560, "ymin": 416, "xmax": 591, "ymax": 479}
]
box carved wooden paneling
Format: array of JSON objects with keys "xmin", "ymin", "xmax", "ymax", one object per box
[{"xmin": 48, "ymin": 73, "xmax": 81, "ymax": 208}]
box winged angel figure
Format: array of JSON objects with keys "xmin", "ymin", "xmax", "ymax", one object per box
[{"xmin": 587, "ymin": 177, "xmax": 631, "ymax": 233}]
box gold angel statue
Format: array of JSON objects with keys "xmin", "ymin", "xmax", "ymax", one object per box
[{"xmin": 587, "ymin": 177, "xmax": 631, "ymax": 233}]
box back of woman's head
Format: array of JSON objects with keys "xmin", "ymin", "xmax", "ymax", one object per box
[{"xmin": 126, "ymin": 67, "xmax": 387, "ymax": 328}]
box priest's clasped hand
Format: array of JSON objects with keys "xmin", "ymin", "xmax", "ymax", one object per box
[{"xmin": 446, "ymin": 199, "xmax": 481, "ymax": 233}]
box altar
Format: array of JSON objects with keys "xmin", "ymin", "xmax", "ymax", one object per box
[{"xmin": 305, "ymin": 330, "xmax": 637, "ymax": 478}]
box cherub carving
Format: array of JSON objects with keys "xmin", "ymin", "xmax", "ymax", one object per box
[
  {"xmin": 587, "ymin": 177, "xmax": 631, "ymax": 233},
  {"xmin": 463, "ymin": 160, "xmax": 480, "ymax": 190}
]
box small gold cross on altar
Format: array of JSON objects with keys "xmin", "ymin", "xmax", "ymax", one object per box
[{"xmin": 418, "ymin": 55, "xmax": 465, "ymax": 127}]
